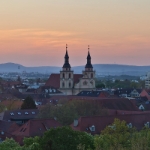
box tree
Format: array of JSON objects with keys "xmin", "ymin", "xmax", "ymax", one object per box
[
  {"xmin": 21, "ymin": 96, "xmax": 37, "ymax": 109},
  {"xmin": 0, "ymin": 138, "xmax": 23, "ymax": 150},
  {"xmin": 100, "ymin": 118, "xmax": 131, "ymax": 150},
  {"xmin": 38, "ymin": 100, "xmax": 107, "ymax": 126},
  {"xmin": 96, "ymin": 83, "xmax": 105, "ymax": 88},
  {"xmin": 40, "ymin": 126, "xmax": 94, "ymax": 150}
]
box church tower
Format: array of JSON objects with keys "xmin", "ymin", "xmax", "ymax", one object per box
[
  {"xmin": 82, "ymin": 45, "xmax": 96, "ymax": 88},
  {"xmin": 59, "ymin": 44, "xmax": 74, "ymax": 95}
]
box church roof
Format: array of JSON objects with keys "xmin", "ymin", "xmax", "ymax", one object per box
[
  {"xmin": 45, "ymin": 73, "xmax": 83, "ymax": 88},
  {"xmin": 45, "ymin": 74, "xmax": 60, "ymax": 88}
]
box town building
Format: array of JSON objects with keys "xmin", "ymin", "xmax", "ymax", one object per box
[
  {"xmin": 145, "ymin": 72, "xmax": 150, "ymax": 89},
  {"xmin": 45, "ymin": 45, "xmax": 96, "ymax": 95}
]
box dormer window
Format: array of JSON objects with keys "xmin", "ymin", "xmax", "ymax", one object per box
[
  {"xmin": 10, "ymin": 113, "xmax": 14, "ymax": 116},
  {"xmin": 89, "ymin": 125, "xmax": 95, "ymax": 132},
  {"xmin": 25, "ymin": 112, "xmax": 28, "ymax": 115}
]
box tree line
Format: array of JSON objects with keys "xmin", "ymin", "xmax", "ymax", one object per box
[{"xmin": 1, "ymin": 119, "xmax": 150, "ymax": 150}]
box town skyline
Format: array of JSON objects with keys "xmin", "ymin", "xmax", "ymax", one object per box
[{"xmin": 0, "ymin": 0, "xmax": 150, "ymax": 66}]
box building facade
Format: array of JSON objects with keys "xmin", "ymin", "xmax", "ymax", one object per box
[
  {"xmin": 45, "ymin": 45, "xmax": 96, "ymax": 95},
  {"xmin": 145, "ymin": 72, "xmax": 150, "ymax": 89}
]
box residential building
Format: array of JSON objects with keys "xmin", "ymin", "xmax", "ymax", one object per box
[{"xmin": 145, "ymin": 72, "xmax": 150, "ymax": 89}]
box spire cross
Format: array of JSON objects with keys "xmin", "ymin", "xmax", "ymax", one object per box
[
  {"xmin": 66, "ymin": 44, "xmax": 68, "ymax": 51},
  {"xmin": 88, "ymin": 45, "xmax": 90, "ymax": 52}
]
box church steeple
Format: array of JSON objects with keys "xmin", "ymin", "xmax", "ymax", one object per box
[
  {"xmin": 63, "ymin": 44, "xmax": 71, "ymax": 70},
  {"xmin": 85, "ymin": 45, "xmax": 93, "ymax": 69}
]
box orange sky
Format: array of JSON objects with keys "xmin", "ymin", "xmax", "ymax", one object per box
[{"xmin": 0, "ymin": 0, "xmax": 150, "ymax": 66}]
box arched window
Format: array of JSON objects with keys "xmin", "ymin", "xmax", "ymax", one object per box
[
  {"xmin": 69, "ymin": 73, "xmax": 71, "ymax": 78},
  {"xmin": 62, "ymin": 82, "xmax": 65, "ymax": 88},
  {"xmin": 63, "ymin": 73, "xmax": 65, "ymax": 78},
  {"xmin": 91, "ymin": 73, "xmax": 93, "ymax": 78},
  {"xmin": 90, "ymin": 81, "xmax": 93, "ymax": 85},
  {"xmin": 69, "ymin": 82, "xmax": 71, "ymax": 87}
]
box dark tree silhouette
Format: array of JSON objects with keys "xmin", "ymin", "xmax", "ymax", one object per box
[{"xmin": 21, "ymin": 96, "xmax": 37, "ymax": 109}]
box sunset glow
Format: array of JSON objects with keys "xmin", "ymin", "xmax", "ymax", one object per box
[{"xmin": 0, "ymin": 0, "xmax": 150, "ymax": 66}]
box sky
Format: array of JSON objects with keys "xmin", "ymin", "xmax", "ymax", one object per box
[{"xmin": 0, "ymin": 0, "xmax": 150, "ymax": 67}]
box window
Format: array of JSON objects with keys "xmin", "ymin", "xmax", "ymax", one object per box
[
  {"xmin": 69, "ymin": 73, "xmax": 71, "ymax": 78},
  {"xmin": 63, "ymin": 73, "xmax": 65, "ymax": 78},
  {"xmin": 62, "ymin": 82, "xmax": 65, "ymax": 88},
  {"xmin": 10, "ymin": 113, "xmax": 14, "ymax": 116},
  {"xmin": 25, "ymin": 112, "xmax": 28, "ymax": 115},
  {"xmin": 89, "ymin": 125, "xmax": 95, "ymax": 132},
  {"xmin": 127, "ymin": 123, "xmax": 132, "ymax": 128},
  {"xmin": 83, "ymin": 81, "xmax": 87, "ymax": 85},
  {"xmin": 91, "ymin": 73, "xmax": 93, "ymax": 78},
  {"xmin": 69, "ymin": 82, "xmax": 71, "ymax": 87}
]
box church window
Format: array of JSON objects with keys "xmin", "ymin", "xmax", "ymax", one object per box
[
  {"xmin": 63, "ymin": 73, "xmax": 65, "ymax": 78},
  {"xmin": 69, "ymin": 82, "xmax": 71, "ymax": 87},
  {"xmin": 62, "ymin": 82, "xmax": 65, "ymax": 87},
  {"xmin": 69, "ymin": 73, "xmax": 71, "ymax": 78},
  {"xmin": 83, "ymin": 80, "xmax": 87, "ymax": 85},
  {"xmin": 90, "ymin": 81, "xmax": 93, "ymax": 85}
]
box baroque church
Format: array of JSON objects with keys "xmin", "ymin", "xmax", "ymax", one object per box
[{"xmin": 45, "ymin": 45, "xmax": 96, "ymax": 95}]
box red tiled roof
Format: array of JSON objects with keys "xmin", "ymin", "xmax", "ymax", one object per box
[
  {"xmin": 45, "ymin": 73, "xmax": 83, "ymax": 88},
  {"xmin": 45, "ymin": 74, "xmax": 60, "ymax": 88},
  {"xmin": 71, "ymin": 112, "xmax": 150, "ymax": 134},
  {"xmin": 12, "ymin": 118, "xmax": 62, "ymax": 143},
  {"xmin": 74, "ymin": 74, "xmax": 83, "ymax": 84}
]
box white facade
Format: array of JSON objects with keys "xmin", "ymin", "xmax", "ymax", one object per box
[{"xmin": 145, "ymin": 72, "xmax": 150, "ymax": 89}]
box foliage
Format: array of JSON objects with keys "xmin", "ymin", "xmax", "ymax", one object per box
[
  {"xmin": 100, "ymin": 118, "xmax": 131, "ymax": 149},
  {"xmin": 21, "ymin": 96, "xmax": 37, "ymax": 109},
  {"xmin": 0, "ymin": 138, "xmax": 23, "ymax": 150},
  {"xmin": 40, "ymin": 126, "xmax": 94, "ymax": 150},
  {"xmin": 96, "ymin": 78, "xmax": 145, "ymax": 89},
  {"xmin": 0, "ymin": 103, "xmax": 6, "ymax": 112},
  {"xmin": 3, "ymin": 119, "xmax": 150, "ymax": 150},
  {"xmin": 38, "ymin": 100, "xmax": 107, "ymax": 125},
  {"xmin": 96, "ymin": 83, "xmax": 105, "ymax": 88},
  {"xmin": 23, "ymin": 136, "xmax": 41, "ymax": 150}
]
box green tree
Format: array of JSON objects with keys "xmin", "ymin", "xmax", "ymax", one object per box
[
  {"xmin": 40, "ymin": 126, "xmax": 94, "ymax": 150},
  {"xmin": 100, "ymin": 118, "xmax": 131, "ymax": 150},
  {"xmin": 96, "ymin": 83, "xmax": 105, "ymax": 88},
  {"xmin": 23, "ymin": 136, "xmax": 41, "ymax": 150},
  {"xmin": 0, "ymin": 138, "xmax": 23, "ymax": 150},
  {"xmin": 21, "ymin": 96, "xmax": 37, "ymax": 109},
  {"xmin": 38, "ymin": 100, "xmax": 107, "ymax": 126}
]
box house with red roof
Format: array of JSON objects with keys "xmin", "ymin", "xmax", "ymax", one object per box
[
  {"xmin": 140, "ymin": 89, "xmax": 150, "ymax": 100},
  {"xmin": 11, "ymin": 118, "xmax": 62, "ymax": 145},
  {"xmin": 71, "ymin": 112, "xmax": 150, "ymax": 135}
]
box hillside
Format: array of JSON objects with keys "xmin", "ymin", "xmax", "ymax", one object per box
[{"xmin": 0, "ymin": 63, "xmax": 150, "ymax": 76}]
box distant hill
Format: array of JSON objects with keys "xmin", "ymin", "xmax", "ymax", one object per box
[{"xmin": 0, "ymin": 63, "xmax": 150, "ymax": 76}]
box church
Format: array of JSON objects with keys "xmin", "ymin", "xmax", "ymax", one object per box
[{"xmin": 45, "ymin": 45, "xmax": 96, "ymax": 95}]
